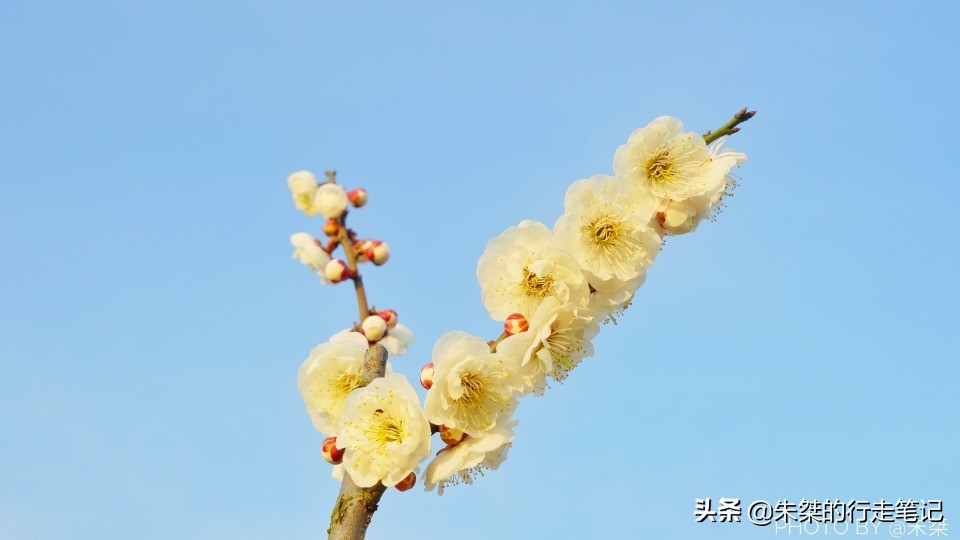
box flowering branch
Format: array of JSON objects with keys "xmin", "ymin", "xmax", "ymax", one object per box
[
  {"xmin": 702, "ymin": 107, "xmax": 757, "ymax": 145},
  {"xmin": 286, "ymin": 109, "xmax": 755, "ymax": 540}
]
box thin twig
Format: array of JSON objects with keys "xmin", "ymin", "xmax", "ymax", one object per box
[
  {"xmin": 702, "ymin": 107, "xmax": 757, "ymax": 145},
  {"xmin": 327, "ymin": 170, "xmax": 371, "ymax": 322}
]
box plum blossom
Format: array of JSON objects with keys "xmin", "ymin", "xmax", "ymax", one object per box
[
  {"xmin": 424, "ymin": 332, "xmax": 521, "ymax": 437},
  {"xmin": 477, "ymin": 220, "xmax": 590, "ymax": 320},
  {"xmin": 336, "ymin": 373, "xmax": 432, "ymax": 488}
]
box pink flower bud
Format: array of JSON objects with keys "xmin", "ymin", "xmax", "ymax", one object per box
[
  {"xmin": 323, "ymin": 218, "xmax": 340, "ymax": 237},
  {"xmin": 324, "ymin": 259, "xmax": 352, "ymax": 283},
  {"xmin": 322, "ymin": 436, "xmax": 344, "ymax": 465},
  {"xmin": 364, "ymin": 241, "xmax": 390, "ymax": 266},
  {"xmin": 394, "ymin": 471, "xmax": 416, "ymax": 492},
  {"xmin": 419, "ymin": 363, "xmax": 434, "ymax": 390},
  {"xmin": 504, "ymin": 313, "xmax": 529, "ymax": 335},
  {"xmin": 438, "ymin": 425, "xmax": 466, "ymax": 446},
  {"xmin": 347, "ymin": 188, "xmax": 368, "ymax": 208},
  {"xmin": 377, "ymin": 309, "xmax": 398, "ymax": 329},
  {"xmin": 361, "ymin": 315, "xmax": 388, "ymax": 342}
]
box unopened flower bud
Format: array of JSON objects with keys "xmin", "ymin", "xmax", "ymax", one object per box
[
  {"xmin": 322, "ymin": 436, "xmax": 344, "ymax": 465},
  {"xmin": 419, "ymin": 363, "xmax": 434, "ymax": 390},
  {"xmin": 347, "ymin": 188, "xmax": 368, "ymax": 208},
  {"xmin": 361, "ymin": 315, "xmax": 388, "ymax": 342},
  {"xmin": 323, "ymin": 218, "xmax": 341, "ymax": 237},
  {"xmin": 365, "ymin": 241, "xmax": 390, "ymax": 266},
  {"xmin": 656, "ymin": 199, "xmax": 701, "ymax": 235},
  {"xmin": 315, "ymin": 183, "xmax": 349, "ymax": 219},
  {"xmin": 324, "ymin": 259, "xmax": 352, "ymax": 283},
  {"xmin": 394, "ymin": 471, "xmax": 416, "ymax": 492},
  {"xmin": 504, "ymin": 313, "xmax": 529, "ymax": 335},
  {"xmin": 438, "ymin": 425, "xmax": 466, "ymax": 446},
  {"xmin": 377, "ymin": 309, "xmax": 398, "ymax": 329}
]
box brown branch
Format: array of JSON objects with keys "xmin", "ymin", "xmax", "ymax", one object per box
[
  {"xmin": 327, "ymin": 344, "xmax": 389, "ymax": 540},
  {"xmin": 326, "ymin": 170, "xmax": 370, "ymax": 322},
  {"xmin": 337, "ymin": 222, "xmax": 369, "ymax": 321}
]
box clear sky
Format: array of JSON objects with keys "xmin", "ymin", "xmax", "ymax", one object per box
[{"xmin": 2, "ymin": 2, "xmax": 958, "ymax": 539}]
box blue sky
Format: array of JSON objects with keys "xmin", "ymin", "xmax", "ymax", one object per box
[{"xmin": 1, "ymin": 2, "xmax": 958, "ymax": 539}]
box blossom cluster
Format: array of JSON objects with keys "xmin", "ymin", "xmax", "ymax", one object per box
[{"xmin": 288, "ymin": 116, "xmax": 747, "ymax": 496}]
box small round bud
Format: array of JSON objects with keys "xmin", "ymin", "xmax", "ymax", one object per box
[
  {"xmin": 365, "ymin": 241, "xmax": 390, "ymax": 266},
  {"xmin": 419, "ymin": 363, "xmax": 434, "ymax": 390},
  {"xmin": 504, "ymin": 313, "xmax": 529, "ymax": 335},
  {"xmin": 377, "ymin": 309, "xmax": 398, "ymax": 329},
  {"xmin": 324, "ymin": 259, "xmax": 352, "ymax": 283},
  {"xmin": 361, "ymin": 315, "xmax": 388, "ymax": 342},
  {"xmin": 438, "ymin": 425, "xmax": 467, "ymax": 446},
  {"xmin": 322, "ymin": 436, "xmax": 344, "ymax": 465},
  {"xmin": 394, "ymin": 471, "xmax": 416, "ymax": 492},
  {"xmin": 347, "ymin": 188, "xmax": 368, "ymax": 208},
  {"xmin": 323, "ymin": 218, "xmax": 341, "ymax": 237}
]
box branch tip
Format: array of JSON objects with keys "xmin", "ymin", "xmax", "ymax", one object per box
[{"xmin": 703, "ymin": 107, "xmax": 757, "ymax": 144}]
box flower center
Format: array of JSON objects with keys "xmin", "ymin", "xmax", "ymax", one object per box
[
  {"xmin": 334, "ymin": 372, "xmax": 365, "ymax": 397},
  {"xmin": 366, "ymin": 410, "xmax": 404, "ymax": 445},
  {"xmin": 296, "ymin": 192, "xmax": 314, "ymax": 208},
  {"xmin": 645, "ymin": 150, "xmax": 676, "ymax": 183},
  {"xmin": 530, "ymin": 317, "xmax": 585, "ymax": 381},
  {"xmin": 520, "ymin": 267, "xmax": 553, "ymax": 299},
  {"xmin": 545, "ymin": 330, "xmax": 583, "ymax": 373},
  {"xmin": 456, "ymin": 373, "xmax": 488, "ymax": 411},
  {"xmin": 585, "ymin": 214, "xmax": 622, "ymax": 247}
]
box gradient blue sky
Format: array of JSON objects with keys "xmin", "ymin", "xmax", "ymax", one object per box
[{"xmin": 2, "ymin": 2, "xmax": 958, "ymax": 539}]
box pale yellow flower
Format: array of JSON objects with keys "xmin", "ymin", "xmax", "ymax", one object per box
[
  {"xmin": 424, "ymin": 421, "xmax": 516, "ymax": 495},
  {"xmin": 297, "ymin": 332, "xmax": 391, "ymax": 436},
  {"xmin": 497, "ymin": 297, "xmax": 599, "ymax": 394},
  {"xmin": 424, "ymin": 332, "xmax": 520, "ymax": 437},
  {"xmin": 477, "ymin": 220, "xmax": 589, "ymax": 320},
  {"xmin": 337, "ymin": 373, "xmax": 432, "ymax": 488},
  {"xmin": 554, "ymin": 174, "xmax": 662, "ymax": 287}
]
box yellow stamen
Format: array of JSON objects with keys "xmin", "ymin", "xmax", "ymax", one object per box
[{"xmin": 520, "ymin": 267, "xmax": 553, "ymax": 299}]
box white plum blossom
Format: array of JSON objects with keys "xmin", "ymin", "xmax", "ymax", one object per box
[
  {"xmin": 290, "ymin": 232, "xmax": 331, "ymax": 280},
  {"xmin": 297, "ymin": 332, "xmax": 391, "ymax": 436},
  {"xmin": 497, "ymin": 297, "xmax": 599, "ymax": 395},
  {"xmin": 336, "ymin": 373, "xmax": 432, "ymax": 488},
  {"xmin": 654, "ymin": 137, "xmax": 747, "ymax": 235},
  {"xmin": 316, "ymin": 183, "xmax": 349, "ymax": 219},
  {"xmin": 424, "ymin": 420, "xmax": 516, "ymax": 495},
  {"xmin": 477, "ymin": 220, "xmax": 590, "ymax": 320},
  {"xmin": 287, "ymin": 170, "xmax": 321, "ymax": 216},
  {"xmin": 424, "ymin": 332, "xmax": 521, "ymax": 437},
  {"xmin": 554, "ymin": 175, "xmax": 662, "ymax": 288},
  {"xmin": 614, "ymin": 116, "xmax": 736, "ymax": 201}
]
